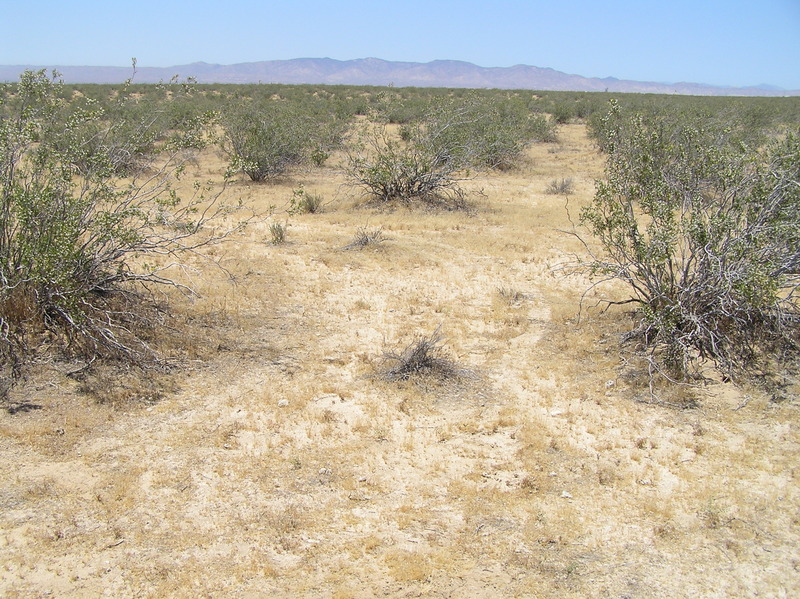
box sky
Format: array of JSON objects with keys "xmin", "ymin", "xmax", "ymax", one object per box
[{"xmin": 1, "ymin": 0, "xmax": 799, "ymax": 89}]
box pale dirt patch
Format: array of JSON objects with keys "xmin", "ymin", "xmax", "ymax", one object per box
[{"xmin": 1, "ymin": 124, "xmax": 798, "ymax": 598}]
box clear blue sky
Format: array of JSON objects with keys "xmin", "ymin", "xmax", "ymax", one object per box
[{"xmin": 2, "ymin": 0, "xmax": 799, "ymax": 89}]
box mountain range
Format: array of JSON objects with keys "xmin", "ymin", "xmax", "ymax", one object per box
[{"xmin": 0, "ymin": 58, "xmax": 795, "ymax": 96}]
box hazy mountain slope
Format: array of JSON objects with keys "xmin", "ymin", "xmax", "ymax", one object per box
[{"xmin": 0, "ymin": 57, "xmax": 795, "ymax": 96}]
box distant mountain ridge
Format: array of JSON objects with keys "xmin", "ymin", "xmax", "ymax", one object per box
[{"xmin": 0, "ymin": 58, "xmax": 796, "ymax": 96}]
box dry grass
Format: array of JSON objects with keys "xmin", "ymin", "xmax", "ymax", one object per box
[{"xmin": 0, "ymin": 124, "xmax": 798, "ymax": 598}]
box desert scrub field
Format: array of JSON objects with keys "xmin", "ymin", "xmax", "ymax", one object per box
[{"xmin": 0, "ymin": 75, "xmax": 798, "ymax": 598}]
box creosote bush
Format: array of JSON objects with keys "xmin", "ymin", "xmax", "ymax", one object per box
[
  {"xmin": 579, "ymin": 100, "xmax": 799, "ymax": 385},
  {"xmin": 0, "ymin": 70, "xmax": 244, "ymax": 386},
  {"xmin": 422, "ymin": 96, "xmax": 556, "ymax": 170},
  {"xmin": 222, "ymin": 101, "xmax": 309, "ymax": 182},
  {"xmin": 221, "ymin": 98, "xmax": 346, "ymax": 182},
  {"xmin": 345, "ymin": 122, "xmax": 470, "ymax": 209},
  {"xmin": 346, "ymin": 96, "xmax": 556, "ymax": 209}
]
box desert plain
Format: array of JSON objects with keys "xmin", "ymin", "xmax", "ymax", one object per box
[{"xmin": 0, "ymin": 122, "xmax": 798, "ymax": 598}]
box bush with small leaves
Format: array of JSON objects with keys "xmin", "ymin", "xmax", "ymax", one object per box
[
  {"xmin": 346, "ymin": 95, "xmax": 556, "ymax": 208},
  {"xmin": 220, "ymin": 94, "xmax": 348, "ymax": 183},
  {"xmin": 423, "ymin": 96, "xmax": 556, "ymax": 171},
  {"xmin": 0, "ymin": 70, "xmax": 244, "ymax": 384},
  {"xmin": 221, "ymin": 100, "xmax": 311, "ymax": 182},
  {"xmin": 345, "ymin": 123, "xmax": 469, "ymax": 209},
  {"xmin": 578, "ymin": 100, "xmax": 800, "ymax": 384}
]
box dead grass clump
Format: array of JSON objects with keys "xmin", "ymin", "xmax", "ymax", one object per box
[
  {"xmin": 496, "ymin": 286, "xmax": 527, "ymax": 306},
  {"xmin": 342, "ymin": 226, "xmax": 385, "ymax": 251},
  {"xmin": 379, "ymin": 328, "xmax": 466, "ymax": 382},
  {"xmin": 384, "ymin": 549, "xmax": 433, "ymax": 582},
  {"xmin": 545, "ymin": 177, "xmax": 574, "ymax": 195}
]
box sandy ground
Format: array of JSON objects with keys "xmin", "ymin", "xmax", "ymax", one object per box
[{"xmin": 1, "ymin": 124, "xmax": 798, "ymax": 598}]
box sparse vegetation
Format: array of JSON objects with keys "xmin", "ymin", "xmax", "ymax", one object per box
[
  {"xmin": 345, "ymin": 122, "xmax": 470, "ymax": 209},
  {"xmin": 345, "ymin": 95, "xmax": 557, "ymax": 208},
  {"xmin": 496, "ymin": 286, "xmax": 527, "ymax": 306},
  {"xmin": 289, "ymin": 185, "xmax": 324, "ymax": 214},
  {"xmin": 1, "ymin": 79, "xmax": 799, "ymax": 599}
]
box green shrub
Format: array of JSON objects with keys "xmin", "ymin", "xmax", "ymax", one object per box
[
  {"xmin": 549, "ymin": 101, "xmax": 576, "ymax": 124},
  {"xmin": 221, "ymin": 95, "xmax": 348, "ymax": 181},
  {"xmin": 221, "ymin": 100, "xmax": 310, "ymax": 182},
  {"xmin": 269, "ymin": 222, "xmax": 287, "ymax": 244},
  {"xmin": 345, "ymin": 95, "xmax": 556, "ymax": 208},
  {"xmin": 579, "ymin": 100, "xmax": 800, "ymax": 383},
  {"xmin": 423, "ymin": 96, "xmax": 556, "ymax": 170},
  {"xmin": 345, "ymin": 123, "xmax": 469, "ymax": 209},
  {"xmin": 0, "ymin": 70, "xmax": 241, "ymax": 380},
  {"xmin": 289, "ymin": 185, "xmax": 324, "ymax": 214}
]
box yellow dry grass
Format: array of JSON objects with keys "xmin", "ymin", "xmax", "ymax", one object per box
[{"xmin": 1, "ymin": 124, "xmax": 798, "ymax": 598}]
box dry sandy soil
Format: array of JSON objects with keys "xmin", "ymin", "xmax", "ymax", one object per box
[{"xmin": 1, "ymin": 124, "xmax": 798, "ymax": 598}]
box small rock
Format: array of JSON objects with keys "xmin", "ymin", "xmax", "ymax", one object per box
[
  {"xmin": 561, "ymin": 491, "xmax": 573, "ymax": 499},
  {"xmin": 278, "ymin": 399, "xmax": 289, "ymax": 407}
]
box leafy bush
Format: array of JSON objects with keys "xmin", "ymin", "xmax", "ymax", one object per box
[
  {"xmin": 345, "ymin": 123, "xmax": 469, "ymax": 209},
  {"xmin": 422, "ymin": 96, "xmax": 556, "ymax": 170},
  {"xmin": 53, "ymin": 101, "xmax": 160, "ymax": 177},
  {"xmin": 220, "ymin": 92, "xmax": 349, "ymax": 182},
  {"xmin": 585, "ymin": 95, "xmax": 797, "ymax": 155},
  {"xmin": 345, "ymin": 95, "xmax": 556, "ymax": 208},
  {"xmin": 0, "ymin": 70, "xmax": 241, "ymax": 381},
  {"xmin": 579, "ymin": 100, "xmax": 799, "ymax": 383},
  {"xmin": 221, "ymin": 100, "xmax": 311, "ymax": 182}
]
